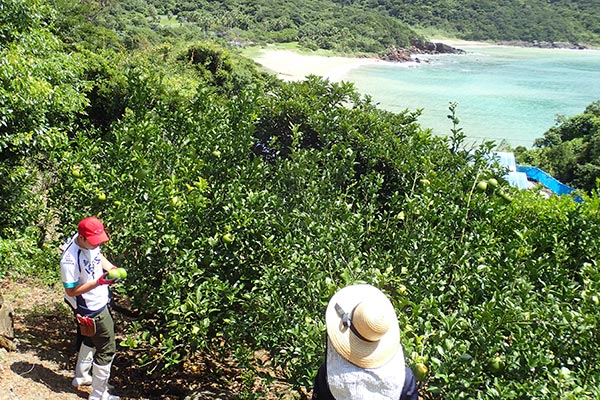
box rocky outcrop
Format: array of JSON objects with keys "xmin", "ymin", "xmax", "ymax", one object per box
[
  {"xmin": 381, "ymin": 39, "xmax": 465, "ymax": 63},
  {"xmin": 410, "ymin": 38, "xmax": 466, "ymax": 55},
  {"xmin": 381, "ymin": 47, "xmax": 414, "ymax": 62},
  {"xmin": 0, "ymin": 293, "xmax": 16, "ymax": 351}
]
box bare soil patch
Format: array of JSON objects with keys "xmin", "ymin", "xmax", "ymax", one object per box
[{"xmin": 0, "ymin": 278, "xmax": 304, "ymax": 400}]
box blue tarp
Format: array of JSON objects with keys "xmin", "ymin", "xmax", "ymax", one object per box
[
  {"xmin": 517, "ymin": 165, "xmax": 583, "ymax": 202},
  {"xmin": 516, "ymin": 165, "xmax": 575, "ymax": 195},
  {"xmin": 485, "ymin": 152, "xmax": 582, "ymax": 201}
]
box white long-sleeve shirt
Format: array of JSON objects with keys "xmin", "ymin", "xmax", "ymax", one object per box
[{"xmin": 60, "ymin": 233, "xmax": 110, "ymax": 315}]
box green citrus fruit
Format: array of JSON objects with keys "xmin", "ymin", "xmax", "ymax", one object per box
[
  {"xmin": 487, "ymin": 178, "xmax": 498, "ymax": 189},
  {"xmin": 71, "ymin": 166, "xmax": 83, "ymax": 178},
  {"xmin": 487, "ymin": 357, "xmax": 504, "ymax": 374},
  {"xmin": 107, "ymin": 269, "xmax": 120, "ymax": 280},
  {"xmin": 476, "ymin": 180, "xmax": 488, "ymax": 193},
  {"xmin": 222, "ymin": 233, "xmax": 234, "ymax": 244},
  {"xmin": 117, "ymin": 267, "xmax": 127, "ymax": 279},
  {"xmin": 414, "ymin": 363, "xmax": 428, "ymax": 381}
]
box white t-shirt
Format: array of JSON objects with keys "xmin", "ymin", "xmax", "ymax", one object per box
[
  {"xmin": 326, "ymin": 337, "xmax": 406, "ymax": 400},
  {"xmin": 60, "ymin": 233, "xmax": 110, "ymax": 315}
]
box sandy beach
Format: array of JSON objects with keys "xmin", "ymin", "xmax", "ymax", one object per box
[
  {"xmin": 250, "ymin": 49, "xmax": 397, "ymax": 82},
  {"xmin": 249, "ymin": 40, "xmax": 489, "ymax": 82}
]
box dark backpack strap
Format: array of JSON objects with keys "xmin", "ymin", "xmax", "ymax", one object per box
[
  {"xmin": 312, "ymin": 362, "xmax": 336, "ymax": 400},
  {"xmin": 400, "ymin": 365, "xmax": 419, "ymax": 400},
  {"xmin": 312, "ymin": 337, "xmax": 336, "ymax": 400},
  {"xmin": 77, "ymin": 249, "xmax": 83, "ymax": 272}
]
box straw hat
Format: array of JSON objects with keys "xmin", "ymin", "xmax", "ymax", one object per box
[{"xmin": 325, "ymin": 284, "xmax": 400, "ymax": 369}]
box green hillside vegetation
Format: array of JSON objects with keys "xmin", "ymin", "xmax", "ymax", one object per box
[
  {"xmin": 352, "ymin": 0, "xmax": 600, "ymax": 45},
  {"xmin": 148, "ymin": 0, "xmax": 418, "ymax": 52},
  {"xmin": 45, "ymin": 0, "xmax": 600, "ymax": 57},
  {"xmin": 69, "ymin": 0, "xmax": 600, "ymax": 54},
  {"xmin": 48, "ymin": 0, "xmax": 418, "ymax": 55},
  {"xmin": 2, "ymin": 1, "xmax": 600, "ymax": 399},
  {"xmin": 515, "ymin": 101, "xmax": 600, "ymax": 193}
]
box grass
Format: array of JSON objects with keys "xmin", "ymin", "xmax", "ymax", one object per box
[
  {"xmin": 239, "ymin": 41, "xmax": 376, "ymax": 60},
  {"xmin": 158, "ymin": 15, "xmax": 180, "ymax": 27}
]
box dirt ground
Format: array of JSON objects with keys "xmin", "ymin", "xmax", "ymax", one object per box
[{"xmin": 0, "ymin": 278, "xmax": 304, "ymax": 400}]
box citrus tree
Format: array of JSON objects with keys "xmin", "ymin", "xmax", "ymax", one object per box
[{"xmin": 1, "ymin": 2, "xmax": 599, "ymax": 399}]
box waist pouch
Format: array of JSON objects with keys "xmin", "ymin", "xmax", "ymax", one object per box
[{"xmin": 76, "ymin": 314, "xmax": 97, "ymax": 337}]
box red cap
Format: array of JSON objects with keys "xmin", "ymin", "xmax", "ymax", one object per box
[{"xmin": 78, "ymin": 216, "xmax": 110, "ymax": 246}]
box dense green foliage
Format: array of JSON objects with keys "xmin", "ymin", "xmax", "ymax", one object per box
[
  {"xmin": 45, "ymin": 0, "xmax": 418, "ymax": 54},
  {"xmin": 41, "ymin": 0, "xmax": 600, "ymax": 57},
  {"xmin": 0, "ymin": 0, "xmax": 90, "ymax": 275},
  {"xmin": 353, "ymin": 0, "xmax": 600, "ymax": 45},
  {"xmin": 148, "ymin": 0, "xmax": 421, "ymax": 53},
  {"xmin": 96, "ymin": 0, "xmax": 600, "ymax": 53},
  {"xmin": 515, "ymin": 101, "xmax": 600, "ymax": 192},
  {"xmin": 2, "ymin": 1, "xmax": 600, "ymax": 399}
]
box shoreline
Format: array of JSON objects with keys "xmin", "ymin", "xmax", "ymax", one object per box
[
  {"xmin": 249, "ymin": 40, "xmax": 599, "ymax": 83},
  {"xmin": 430, "ymin": 38, "xmax": 496, "ymax": 47},
  {"xmin": 250, "ymin": 49, "xmax": 418, "ymax": 82},
  {"xmin": 249, "ymin": 39, "xmax": 510, "ymax": 82}
]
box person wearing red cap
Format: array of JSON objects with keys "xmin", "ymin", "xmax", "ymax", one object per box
[{"xmin": 60, "ymin": 216, "xmax": 120, "ymax": 400}]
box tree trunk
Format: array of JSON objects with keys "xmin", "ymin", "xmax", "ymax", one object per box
[{"xmin": 0, "ymin": 293, "xmax": 16, "ymax": 351}]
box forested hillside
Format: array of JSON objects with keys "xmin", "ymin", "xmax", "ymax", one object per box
[
  {"xmin": 150, "ymin": 0, "xmax": 600, "ymax": 48},
  {"xmin": 516, "ymin": 101, "xmax": 600, "ymax": 193},
  {"xmin": 51, "ymin": 0, "xmax": 418, "ymax": 54},
  {"xmin": 1, "ymin": 1, "xmax": 600, "ymax": 399},
  {"xmin": 49, "ymin": 0, "xmax": 600, "ymax": 57},
  {"xmin": 352, "ymin": 0, "xmax": 600, "ymax": 45}
]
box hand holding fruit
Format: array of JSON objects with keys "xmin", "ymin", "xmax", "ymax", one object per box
[
  {"xmin": 97, "ymin": 272, "xmax": 116, "ymax": 285},
  {"xmin": 98, "ymin": 267, "xmax": 127, "ymax": 285},
  {"xmin": 108, "ymin": 267, "xmax": 127, "ymax": 280}
]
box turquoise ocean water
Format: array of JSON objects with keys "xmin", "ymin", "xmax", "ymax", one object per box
[{"xmin": 344, "ymin": 46, "xmax": 600, "ymax": 148}]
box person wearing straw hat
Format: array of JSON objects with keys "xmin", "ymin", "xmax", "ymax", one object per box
[{"xmin": 311, "ymin": 284, "xmax": 418, "ymax": 400}]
